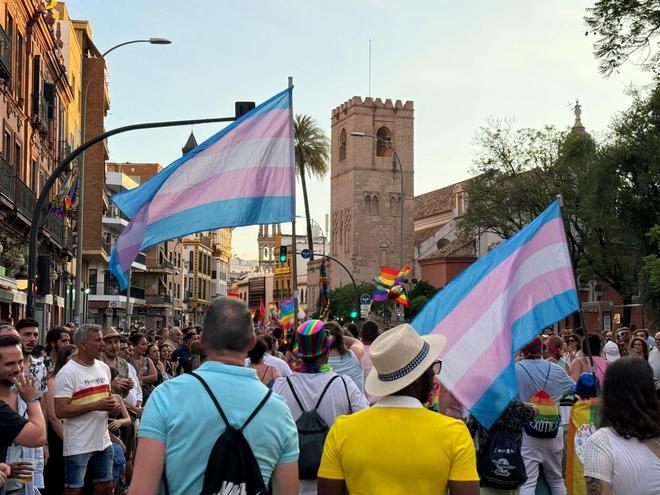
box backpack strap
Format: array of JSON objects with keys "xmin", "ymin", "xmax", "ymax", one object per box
[
  {"xmin": 191, "ymin": 372, "xmax": 230, "ymax": 428},
  {"xmin": 341, "ymin": 377, "xmax": 353, "ymax": 414},
  {"xmin": 314, "ymin": 375, "xmax": 341, "ymax": 410},
  {"xmin": 518, "ymin": 363, "xmax": 543, "ymax": 392},
  {"xmin": 286, "ymin": 376, "xmax": 306, "ymax": 412},
  {"xmin": 239, "ymin": 389, "xmax": 272, "ymax": 433},
  {"xmin": 542, "ymin": 362, "xmax": 552, "ymax": 390}
]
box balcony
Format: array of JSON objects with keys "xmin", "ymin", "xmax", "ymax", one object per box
[
  {"xmin": 102, "ymin": 237, "xmax": 111, "ymax": 255},
  {"xmin": 65, "ymin": 227, "xmax": 73, "ymax": 253},
  {"xmin": 31, "ymin": 94, "xmax": 49, "ymax": 134},
  {"xmin": 0, "ymin": 25, "xmax": 10, "ymax": 80},
  {"xmin": 59, "ymin": 140, "xmax": 72, "ymax": 162},
  {"xmin": 15, "ymin": 178, "xmax": 35, "ymax": 219},
  {"xmin": 91, "ymin": 281, "xmax": 145, "ymax": 301},
  {"xmin": 0, "ymin": 156, "xmax": 14, "ymax": 202},
  {"xmin": 146, "ymin": 294, "xmax": 172, "ymax": 305},
  {"xmin": 135, "ymin": 252, "xmax": 146, "ymax": 265},
  {"xmin": 120, "ymin": 286, "xmax": 145, "ymax": 300},
  {"xmin": 44, "ymin": 215, "xmax": 64, "ymax": 245}
]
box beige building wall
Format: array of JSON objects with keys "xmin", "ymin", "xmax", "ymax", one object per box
[{"xmin": 329, "ymin": 97, "xmax": 414, "ymax": 288}]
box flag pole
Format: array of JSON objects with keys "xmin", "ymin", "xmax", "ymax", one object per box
[
  {"xmin": 556, "ymin": 194, "xmax": 594, "ymax": 368},
  {"xmin": 289, "ymin": 76, "xmax": 300, "ymax": 326}
]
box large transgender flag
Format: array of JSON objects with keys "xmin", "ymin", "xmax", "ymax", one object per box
[
  {"xmin": 412, "ymin": 200, "xmax": 579, "ymax": 428},
  {"xmin": 109, "ymin": 88, "xmax": 294, "ymax": 289}
]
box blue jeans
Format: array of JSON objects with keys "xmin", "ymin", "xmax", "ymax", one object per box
[
  {"xmin": 111, "ymin": 442, "xmax": 126, "ymax": 482},
  {"xmin": 63, "ymin": 445, "xmax": 114, "ymax": 488}
]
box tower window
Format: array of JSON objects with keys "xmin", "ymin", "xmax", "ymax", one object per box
[
  {"xmin": 376, "ymin": 127, "xmax": 392, "ymax": 157},
  {"xmin": 339, "ymin": 129, "xmax": 347, "ymax": 161}
]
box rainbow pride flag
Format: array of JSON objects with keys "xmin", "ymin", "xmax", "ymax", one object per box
[
  {"xmin": 566, "ymin": 398, "xmax": 600, "ymax": 495},
  {"xmin": 373, "ymin": 265, "xmax": 412, "ymax": 302},
  {"xmin": 109, "ymin": 88, "xmax": 295, "ymax": 289},
  {"xmin": 279, "ymin": 297, "xmax": 295, "ymax": 330}
]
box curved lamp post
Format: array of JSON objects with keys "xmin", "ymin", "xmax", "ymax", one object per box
[
  {"xmin": 73, "ymin": 37, "xmax": 172, "ymax": 324},
  {"xmin": 350, "ymin": 131, "xmax": 405, "ymax": 268}
]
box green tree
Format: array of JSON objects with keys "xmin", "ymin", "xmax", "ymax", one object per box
[
  {"xmin": 294, "ymin": 114, "xmax": 330, "ymax": 261},
  {"xmin": 328, "ymin": 282, "xmax": 395, "ymax": 321},
  {"xmin": 585, "ymin": 0, "xmax": 660, "ymax": 76},
  {"xmin": 409, "ymin": 280, "xmax": 437, "ymax": 300},
  {"xmin": 641, "ymin": 225, "xmax": 660, "ymax": 330},
  {"xmin": 410, "ymin": 296, "xmax": 430, "ymax": 319},
  {"xmin": 461, "ymin": 86, "xmax": 660, "ymax": 324}
]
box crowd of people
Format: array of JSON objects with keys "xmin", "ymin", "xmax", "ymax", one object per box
[{"xmin": 0, "ymin": 300, "xmax": 659, "ymax": 495}]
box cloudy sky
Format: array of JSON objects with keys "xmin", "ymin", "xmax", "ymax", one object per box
[{"xmin": 65, "ymin": 0, "xmax": 650, "ymax": 258}]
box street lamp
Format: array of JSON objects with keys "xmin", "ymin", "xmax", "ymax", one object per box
[
  {"xmin": 350, "ymin": 131, "xmax": 405, "ymax": 267},
  {"xmin": 74, "ymin": 37, "xmax": 172, "ymax": 324}
]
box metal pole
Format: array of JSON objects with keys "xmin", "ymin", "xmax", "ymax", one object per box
[
  {"xmin": 26, "ymin": 115, "xmax": 237, "ymax": 318},
  {"xmin": 288, "ymin": 76, "xmax": 299, "ymax": 323},
  {"xmin": 125, "ymin": 267, "xmax": 131, "ymax": 331},
  {"xmin": 75, "ymin": 39, "xmax": 169, "ymax": 324},
  {"xmin": 305, "ymin": 252, "xmax": 359, "ymax": 322}
]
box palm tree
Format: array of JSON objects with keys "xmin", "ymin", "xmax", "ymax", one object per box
[{"xmin": 294, "ymin": 114, "xmax": 329, "ymax": 261}]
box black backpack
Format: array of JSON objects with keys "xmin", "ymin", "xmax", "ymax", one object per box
[
  {"xmin": 286, "ymin": 375, "xmax": 352, "ymax": 480},
  {"xmin": 477, "ymin": 427, "xmax": 527, "ymax": 489},
  {"xmin": 189, "ymin": 372, "xmax": 272, "ymax": 495}
]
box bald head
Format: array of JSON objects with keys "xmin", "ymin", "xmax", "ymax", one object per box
[{"xmin": 203, "ymin": 297, "xmax": 254, "ymax": 353}]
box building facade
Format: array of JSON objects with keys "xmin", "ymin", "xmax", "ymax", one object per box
[
  {"xmin": 329, "ymin": 96, "xmax": 414, "ymax": 288},
  {"xmin": 0, "ymin": 0, "xmax": 78, "ymax": 326}
]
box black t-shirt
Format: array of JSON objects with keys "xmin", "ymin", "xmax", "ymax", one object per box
[{"xmin": 0, "ymin": 399, "xmax": 28, "ymax": 462}]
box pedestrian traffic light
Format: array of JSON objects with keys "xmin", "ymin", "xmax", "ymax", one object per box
[
  {"xmin": 279, "ymin": 246, "xmax": 288, "ymax": 263},
  {"xmin": 350, "ymin": 309, "xmax": 358, "ymax": 320}
]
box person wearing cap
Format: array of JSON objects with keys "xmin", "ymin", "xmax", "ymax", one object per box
[
  {"xmin": 317, "ymin": 323, "xmax": 479, "ymax": 495},
  {"xmin": 515, "ymin": 337, "xmax": 574, "ymax": 495},
  {"xmin": 101, "ymin": 327, "xmax": 134, "ymax": 397},
  {"xmin": 273, "ymin": 320, "xmax": 367, "ymax": 495},
  {"xmin": 603, "ymin": 339, "xmax": 621, "ymax": 364}
]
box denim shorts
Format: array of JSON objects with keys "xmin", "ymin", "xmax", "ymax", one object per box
[
  {"xmin": 63, "ymin": 445, "xmax": 114, "ymax": 488},
  {"xmin": 111, "ymin": 442, "xmax": 126, "ymax": 482}
]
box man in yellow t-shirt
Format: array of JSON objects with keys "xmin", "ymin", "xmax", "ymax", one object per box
[{"xmin": 317, "ymin": 324, "xmax": 479, "ymax": 495}]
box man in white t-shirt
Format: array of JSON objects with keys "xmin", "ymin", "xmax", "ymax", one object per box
[
  {"xmin": 54, "ymin": 324, "xmax": 123, "ymax": 495},
  {"xmin": 649, "ymin": 332, "xmax": 660, "ymax": 381},
  {"xmin": 273, "ymin": 320, "xmax": 368, "ymax": 495}
]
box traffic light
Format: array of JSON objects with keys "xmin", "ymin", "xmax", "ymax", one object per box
[
  {"xmin": 349, "ymin": 309, "xmax": 358, "ymax": 320},
  {"xmin": 279, "ymin": 245, "xmax": 288, "ymax": 263}
]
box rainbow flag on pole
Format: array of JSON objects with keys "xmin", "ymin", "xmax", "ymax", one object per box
[
  {"xmin": 413, "ymin": 200, "xmax": 579, "ymax": 427},
  {"xmin": 279, "ymin": 297, "xmax": 295, "ymax": 330},
  {"xmin": 109, "ymin": 88, "xmax": 295, "ymax": 289}
]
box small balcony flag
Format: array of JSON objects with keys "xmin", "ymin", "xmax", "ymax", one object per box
[
  {"xmin": 412, "ymin": 200, "xmax": 579, "ymax": 428},
  {"xmin": 109, "ymin": 88, "xmax": 295, "ymax": 289}
]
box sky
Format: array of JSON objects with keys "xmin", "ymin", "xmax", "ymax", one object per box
[{"xmin": 64, "ymin": 0, "xmax": 651, "ymax": 258}]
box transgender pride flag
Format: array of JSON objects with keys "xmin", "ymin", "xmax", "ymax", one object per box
[
  {"xmin": 412, "ymin": 200, "xmax": 579, "ymax": 428},
  {"xmin": 109, "ymin": 88, "xmax": 294, "ymax": 289}
]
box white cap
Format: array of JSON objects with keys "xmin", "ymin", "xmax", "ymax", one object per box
[{"xmin": 603, "ymin": 340, "xmax": 620, "ymax": 363}]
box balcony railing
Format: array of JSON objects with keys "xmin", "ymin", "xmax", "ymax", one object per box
[
  {"xmin": 44, "ymin": 215, "xmax": 64, "ymax": 245},
  {"xmin": 146, "ymin": 294, "xmax": 172, "ymax": 305},
  {"xmin": 65, "ymin": 227, "xmax": 73, "ymax": 253},
  {"xmin": 0, "ymin": 156, "xmax": 14, "ymax": 201},
  {"xmin": 0, "ymin": 25, "xmax": 10, "ymax": 80},
  {"xmin": 120, "ymin": 286, "xmax": 145, "ymax": 300},
  {"xmin": 102, "ymin": 237, "xmax": 111, "ymax": 255},
  {"xmin": 135, "ymin": 252, "xmax": 146, "ymax": 265},
  {"xmin": 15, "ymin": 178, "xmax": 35, "ymax": 218},
  {"xmin": 59, "ymin": 140, "xmax": 72, "ymax": 162},
  {"xmin": 31, "ymin": 93, "xmax": 49, "ymax": 133},
  {"xmin": 91, "ymin": 282, "xmax": 145, "ymax": 301}
]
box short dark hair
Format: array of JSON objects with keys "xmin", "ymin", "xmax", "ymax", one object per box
[
  {"xmin": 247, "ymin": 337, "xmax": 268, "ymax": 364},
  {"xmin": 203, "ymin": 297, "xmax": 254, "ymax": 353},
  {"xmin": 600, "ymin": 358, "xmax": 660, "ymax": 440},
  {"xmin": 16, "ymin": 318, "xmax": 39, "ymax": 331},
  {"xmin": 587, "ymin": 334, "xmax": 602, "ymax": 356},
  {"xmin": 345, "ymin": 322, "xmax": 359, "ymax": 339},
  {"xmin": 0, "ymin": 334, "xmax": 21, "ymax": 360},
  {"xmin": 182, "ymin": 330, "xmax": 197, "ymax": 343},
  {"xmin": 129, "ymin": 333, "xmax": 147, "ymax": 346},
  {"xmin": 360, "ymin": 320, "xmax": 380, "ymax": 344}
]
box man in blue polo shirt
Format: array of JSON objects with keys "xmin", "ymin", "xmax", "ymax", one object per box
[{"xmin": 129, "ymin": 297, "xmax": 299, "ymax": 495}]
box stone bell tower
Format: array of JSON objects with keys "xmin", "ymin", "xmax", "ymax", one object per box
[{"xmin": 329, "ymin": 97, "xmax": 414, "ymax": 288}]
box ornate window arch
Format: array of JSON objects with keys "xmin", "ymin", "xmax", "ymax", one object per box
[
  {"xmin": 364, "ymin": 195, "xmax": 372, "ymax": 214},
  {"xmin": 376, "ymin": 127, "xmax": 392, "ymax": 157}
]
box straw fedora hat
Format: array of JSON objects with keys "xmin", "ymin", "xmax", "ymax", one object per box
[{"xmin": 364, "ymin": 323, "xmax": 446, "ymax": 397}]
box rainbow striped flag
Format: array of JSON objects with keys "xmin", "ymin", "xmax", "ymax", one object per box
[
  {"xmin": 566, "ymin": 399, "xmax": 600, "ymax": 495},
  {"xmin": 279, "ymin": 297, "xmax": 295, "ymax": 330},
  {"xmin": 373, "ymin": 265, "xmax": 412, "ymax": 302},
  {"xmin": 109, "ymin": 88, "xmax": 295, "ymax": 289},
  {"xmin": 413, "ymin": 200, "xmax": 579, "ymax": 427}
]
